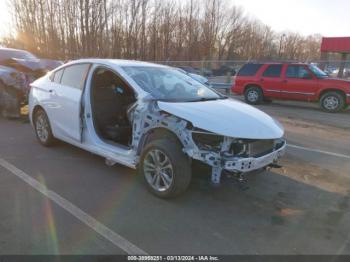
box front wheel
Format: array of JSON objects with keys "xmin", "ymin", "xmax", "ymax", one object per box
[
  {"xmin": 320, "ymin": 91, "xmax": 345, "ymax": 113},
  {"xmin": 244, "ymin": 86, "xmax": 263, "ymax": 105},
  {"xmin": 34, "ymin": 109, "xmax": 56, "ymax": 146},
  {"xmin": 139, "ymin": 139, "xmax": 192, "ymax": 198}
]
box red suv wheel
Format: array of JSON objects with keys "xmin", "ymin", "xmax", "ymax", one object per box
[{"xmin": 244, "ymin": 86, "xmax": 263, "ymax": 105}]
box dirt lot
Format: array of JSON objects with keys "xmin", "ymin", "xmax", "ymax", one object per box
[{"xmin": 0, "ymin": 100, "xmax": 349, "ymax": 255}]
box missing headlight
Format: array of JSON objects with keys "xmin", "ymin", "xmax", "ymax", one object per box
[
  {"xmin": 192, "ymin": 132, "xmax": 223, "ymax": 151},
  {"xmin": 229, "ymin": 140, "xmax": 249, "ymax": 157},
  {"xmin": 249, "ymin": 139, "xmax": 275, "ymax": 157}
]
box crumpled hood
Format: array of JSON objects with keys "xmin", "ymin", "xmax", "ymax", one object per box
[{"xmin": 158, "ymin": 98, "xmax": 284, "ymax": 139}]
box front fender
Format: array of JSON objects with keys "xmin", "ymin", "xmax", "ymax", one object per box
[
  {"xmin": 317, "ymin": 88, "xmax": 348, "ymax": 101},
  {"xmin": 137, "ymin": 126, "xmax": 186, "ymax": 155}
]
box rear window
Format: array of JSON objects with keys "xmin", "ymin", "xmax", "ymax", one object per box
[
  {"xmin": 262, "ymin": 64, "xmax": 283, "ymax": 78},
  {"xmin": 238, "ymin": 64, "xmax": 263, "ymax": 76}
]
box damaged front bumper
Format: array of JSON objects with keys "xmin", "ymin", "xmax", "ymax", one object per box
[
  {"xmin": 223, "ymin": 140, "xmax": 286, "ymax": 173},
  {"xmin": 189, "ymin": 138, "xmax": 287, "ymax": 184}
]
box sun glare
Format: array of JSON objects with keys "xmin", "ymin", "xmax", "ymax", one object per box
[{"xmin": 0, "ymin": 0, "xmax": 12, "ymax": 38}]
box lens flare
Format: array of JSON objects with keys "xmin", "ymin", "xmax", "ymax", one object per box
[{"xmin": 38, "ymin": 175, "xmax": 59, "ymax": 254}]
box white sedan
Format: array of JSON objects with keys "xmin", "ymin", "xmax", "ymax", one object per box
[{"xmin": 29, "ymin": 59, "xmax": 286, "ymax": 198}]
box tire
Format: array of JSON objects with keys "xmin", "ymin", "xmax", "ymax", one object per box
[
  {"xmin": 320, "ymin": 91, "xmax": 345, "ymax": 113},
  {"xmin": 139, "ymin": 138, "xmax": 192, "ymax": 198},
  {"xmin": 34, "ymin": 109, "xmax": 56, "ymax": 146},
  {"xmin": 244, "ymin": 86, "xmax": 263, "ymax": 105}
]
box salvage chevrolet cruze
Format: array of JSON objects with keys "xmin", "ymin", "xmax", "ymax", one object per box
[{"xmin": 29, "ymin": 59, "xmax": 286, "ymax": 198}]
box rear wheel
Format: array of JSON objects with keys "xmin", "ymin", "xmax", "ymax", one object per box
[
  {"xmin": 244, "ymin": 86, "xmax": 263, "ymax": 105},
  {"xmin": 139, "ymin": 138, "xmax": 191, "ymax": 198},
  {"xmin": 320, "ymin": 91, "xmax": 345, "ymax": 113},
  {"xmin": 34, "ymin": 109, "xmax": 56, "ymax": 146}
]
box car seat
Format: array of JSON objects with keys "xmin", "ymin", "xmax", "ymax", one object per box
[{"xmin": 92, "ymin": 70, "xmax": 132, "ymax": 144}]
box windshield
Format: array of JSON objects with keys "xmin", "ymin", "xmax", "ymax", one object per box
[
  {"xmin": 309, "ymin": 65, "xmax": 328, "ymax": 78},
  {"xmin": 122, "ymin": 66, "xmax": 223, "ymax": 102}
]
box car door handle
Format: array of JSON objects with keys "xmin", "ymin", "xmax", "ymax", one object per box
[
  {"xmin": 282, "ymin": 80, "xmax": 288, "ymax": 83},
  {"xmin": 260, "ymin": 78, "xmax": 264, "ymax": 82},
  {"xmin": 49, "ymin": 89, "xmax": 57, "ymax": 95}
]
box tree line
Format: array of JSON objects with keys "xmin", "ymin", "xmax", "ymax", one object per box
[{"xmin": 2, "ymin": 0, "xmax": 321, "ymax": 63}]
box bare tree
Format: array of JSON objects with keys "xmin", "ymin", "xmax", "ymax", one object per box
[{"xmin": 3, "ymin": 0, "xmax": 321, "ymax": 63}]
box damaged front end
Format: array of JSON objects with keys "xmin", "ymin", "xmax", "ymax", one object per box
[
  {"xmin": 190, "ymin": 131, "xmax": 286, "ymax": 184},
  {"xmin": 0, "ymin": 58, "xmax": 48, "ymax": 118},
  {"xmin": 0, "ymin": 66, "xmax": 27, "ymax": 118},
  {"xmin": 131, "ymin": 100, "xmax": 286, "ymax": 186}
]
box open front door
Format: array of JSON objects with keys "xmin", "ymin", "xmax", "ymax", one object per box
[{"xmin": 50, "ymin": 63, "xmax": 91, "ymax": 142}]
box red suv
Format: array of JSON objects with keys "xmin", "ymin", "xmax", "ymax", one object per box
[{"xmin": 232, "ymin": 63, "xmax": 350, "ymax": 112}]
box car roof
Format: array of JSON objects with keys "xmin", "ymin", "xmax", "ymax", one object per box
[{"xmin": 65, "ymin": 58, "xmax": 168, "ymax": 68}]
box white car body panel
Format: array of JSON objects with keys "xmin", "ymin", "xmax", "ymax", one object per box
[
  {"xmin": 48, "ymin": 82, "xmax": 83, "ymax": 142},
  {"xmin": 29, "ymin": 59, "xmax": 286, "ymax": 185},
  {"xmin": 158, "ymin": 99, "xmax": 284, "ymax": 139}
]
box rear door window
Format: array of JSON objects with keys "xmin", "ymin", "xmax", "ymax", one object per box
[
  {"xmin": 237, "ymin": 64, "xmax": 263, "ymax": 76},
  {"xmin": 262, "ymin": 65, "xmax": 283, "ymax": 78},
  {"xmin": 61, "ymin": 64, "xmax": 91, "ymax": 90}
]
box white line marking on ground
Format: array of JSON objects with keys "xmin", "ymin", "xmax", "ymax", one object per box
[
  {"xmin": 288, "ymin": 144, "xmax": 350, "ymax": 160},
  {"xmin": 0, "ymin": 158, "xmax": 147, "ymax": 255}
]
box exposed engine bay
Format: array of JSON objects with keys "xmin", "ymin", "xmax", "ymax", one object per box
[{"xmin": 128, "ymin": 100, "xmax": 286, "ymax": 185}]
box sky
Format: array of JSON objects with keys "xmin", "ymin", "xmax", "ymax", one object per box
[
  {"xmin": 0, "ymin": 0, "xmax": 11, "ymax": 37},
  {"xmin": 233, "ymin": 0, "xmax": 350, "ymax": 37},
  {"xmin": 0, "ymin": 0, "xmax": 349, "ymax": 37}
]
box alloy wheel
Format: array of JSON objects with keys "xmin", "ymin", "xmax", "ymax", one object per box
[
  {"xmin": 143, "ymin": 149, "xmax": 174, "ymax": 192},
  {"xmin": 36, "ymin": 114, "xmax": 49, "ymax": 143},
  {"xmin": 323, "ymin": 96, "xmax": 339, "ymax": 111},
  {"xmin": 247, "ymin": 90, "xmax": 259, "ymax": 103}
]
